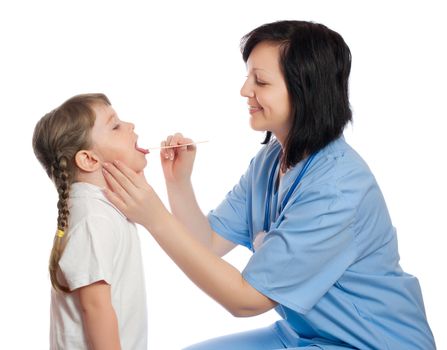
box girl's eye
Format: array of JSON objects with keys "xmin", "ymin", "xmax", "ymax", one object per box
[
  {"xmin": 113, "ymin": 124, "xmax": 120, "ymax": 130},
  {"xmin": 256, "ymin": 80, "xmax": 267, "ymax": 86}
]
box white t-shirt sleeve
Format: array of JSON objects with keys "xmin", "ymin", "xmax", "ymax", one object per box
[{"xmin": 59, "ymin": 215, "xmax": 119, "ymax": 291}]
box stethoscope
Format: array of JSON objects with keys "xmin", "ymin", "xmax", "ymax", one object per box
[{"xmin": 262, "ymin": 151, "xmax": 318, "ymax": 232}]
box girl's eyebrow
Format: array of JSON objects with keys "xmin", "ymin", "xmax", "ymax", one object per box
[{"xmin": 106, "ymin": 113, "xmax": 117, "ymax": 125}]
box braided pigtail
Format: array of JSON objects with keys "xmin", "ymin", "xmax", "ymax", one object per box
[
  {"xmin": 32, "ymin": 93, "xmax": 111, "ymax": 293},
  {"xmin": 49, "ymin": 156, "xmax": 71, "ymax": 293}
]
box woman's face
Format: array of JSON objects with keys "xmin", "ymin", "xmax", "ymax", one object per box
[
  {"xmin": 240, "ymin": 41, "xmax": 291, "ymax": 143},
  {"xmin": 90, "ymin": 103, "xmax": 148, "ymax": 172}
]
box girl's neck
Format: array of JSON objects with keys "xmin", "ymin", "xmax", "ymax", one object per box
[{"xmin": 75, "ymin": 169, "xmax": 108, "ymax": 189}]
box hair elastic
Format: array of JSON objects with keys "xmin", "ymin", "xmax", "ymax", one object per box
[{"xmin": 56, "ymin": 229, "xmax": 65, "ymax": 238}]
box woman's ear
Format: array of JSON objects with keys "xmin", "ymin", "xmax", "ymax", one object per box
[{"xmin": 74, "ymin": 150, "xmax": 101, "ymax": 172}]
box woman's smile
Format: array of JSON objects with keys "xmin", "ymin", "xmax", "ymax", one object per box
[{"xmin": 248, "ymin": 105, "xmax": 264, "ymax": 114}]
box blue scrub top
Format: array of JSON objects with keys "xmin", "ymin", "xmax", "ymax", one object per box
[{"xmin": 208, "ymin": 137, "xmax": 435, "ymax": 349}]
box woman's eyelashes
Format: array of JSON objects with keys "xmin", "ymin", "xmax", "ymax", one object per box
[
  {"xmin": 113, "ymin": 123, "xmax": 120, "ymax": 130},
  {"xmin": 254, "ymin": 75, "xmax": 268, "ymax": 86},
  {"xmin": 245, "ymin": 75, "xmax": 268, "ymax": 86}
]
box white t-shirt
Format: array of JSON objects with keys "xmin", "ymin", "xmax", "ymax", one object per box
[{"xmin": 50, "ymin": 182, "xmax": 147, "ymax": 350}]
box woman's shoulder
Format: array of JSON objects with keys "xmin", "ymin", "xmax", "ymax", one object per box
[
  {"xmin": 321, "ymin": 137, "xmax": 372, "ymax": 175},
  {"xmin": 307, "ymin": 137, "xmax": 378, "ymax": 196}
]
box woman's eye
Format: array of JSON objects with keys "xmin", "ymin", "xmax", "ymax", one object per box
[
  {"xmin": 113, "ymin": 124, "xmax": 120, "ymax": 130},
  {"xmin": 256, "ymin": 80, "xmax": 267, "ymax": 86}
]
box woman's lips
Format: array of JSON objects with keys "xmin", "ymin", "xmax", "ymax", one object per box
[{"xmin": 249, "ymin": 106, "xmax": 263, "ymax": 114}]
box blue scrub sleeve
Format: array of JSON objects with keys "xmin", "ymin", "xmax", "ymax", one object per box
[
  {"xmin": 208, "ymin": 159, "xmax": 254, "ymax": 249},
  {"xmin": 242, "ymin": 183, "xmax": 358, "ymax": 314},
  {"xmin": 59, "ymin": 215, "xmax": 118, "ymax": 290}
]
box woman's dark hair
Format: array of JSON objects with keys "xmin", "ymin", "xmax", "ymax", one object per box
[{"xmin": 241, "ymin": 20, "xmax": 352, "ymax": 169}]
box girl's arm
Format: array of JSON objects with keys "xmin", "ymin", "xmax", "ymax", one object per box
[
  {"xmin": 78, "ymin": 281, "xmax": 121, "ymax": 350},
  {"xmin": 102, "ymin": 162, "xmax": 277, "ymax": 317},
  {"xmin": 160, "ymin": 133, "xmax": 236, "ymax": 257}
]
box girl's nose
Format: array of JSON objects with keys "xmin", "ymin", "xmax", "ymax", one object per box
[{"xmin": 126, "ymin": 121, "xmax": 135, "ymax": 130}]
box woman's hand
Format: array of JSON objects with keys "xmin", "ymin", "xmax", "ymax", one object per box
[
  {"xmin": 160, "ymin": 133, "xmax": 196, "ymax": 185},
  {"xmin": 102, "ymin": 162, "xmax": 276, "ymax": 317},
  {"xmin": 102, "ymin": 161, "xmax": 170, "ymax": 231}
]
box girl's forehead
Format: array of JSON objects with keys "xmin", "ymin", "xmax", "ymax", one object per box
[{"xmin": 93, "ymin": 104, "xmax": 116, "ymax": 125}]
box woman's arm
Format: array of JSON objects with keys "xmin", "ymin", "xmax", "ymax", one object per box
[
  {"xmin": 164, "ymin": 179, "xmax": 236, "ymax": 257},
  {"xmin": 102, "ymin": 161, "xmax": 277, "ymax": 316},
  {"xmin": 160, "ymin": 134, "xmax": 236, "ymax": 257},
  {"xmin": 78, "ymin": 281, "xmax": 121, "ymax": 350},
  {"xmin": 146, "ymin": 208, "xmax": 276, "ymax": 317}
]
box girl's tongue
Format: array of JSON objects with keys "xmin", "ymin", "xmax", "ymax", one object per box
[{"xmin": 135, "ymin": 143, "xmax": 149, "ymax": 155}]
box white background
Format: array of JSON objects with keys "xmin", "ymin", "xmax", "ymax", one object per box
[{"xmin": 0, "ymin": 0, "xmax": 445, "ymax": 349}]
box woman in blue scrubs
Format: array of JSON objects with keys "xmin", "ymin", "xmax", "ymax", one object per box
[{"xmin": 102, "ymin": 21, "xmax": 436, "ymax": 349}]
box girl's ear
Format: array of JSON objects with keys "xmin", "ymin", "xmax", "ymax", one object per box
[{"xmin": 74, "ymin": 150, "xmax": 101, "ymax": 172}]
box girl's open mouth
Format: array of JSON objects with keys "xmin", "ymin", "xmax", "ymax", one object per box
[{"xmin": 135, "ymin": 142, "xmax": 149, "ymax": 155}]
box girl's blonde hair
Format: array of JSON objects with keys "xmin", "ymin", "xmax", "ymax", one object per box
[{"xmin": 32, "ymin": 93, "xmax": 111, "ymax": 292}]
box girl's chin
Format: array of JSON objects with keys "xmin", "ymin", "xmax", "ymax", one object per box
[
  {"xmin": 134, "ymin": 159, "xmax": 148, "ymax": 173},
  {"xmin": 114, "ymin": 158, "xmax": 147, "ymax": 173}
]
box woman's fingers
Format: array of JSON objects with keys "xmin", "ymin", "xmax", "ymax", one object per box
[
  {"xmin": 170, "ymin": 132, "xmax": 184, "ymax": 146},
  {"xmin": 161, "ymin": 133, "xmax": 194, "ymax": 159},
  {"xmin": 102, "ymin": 162, "xmax": 143, "ymax": 202},
  {"xmin": 160, "ymin": 140, "xmax": 169, "ymax": 160},
  {"xmin": 102, "ymin": 166, "xmax": 133, "ymax": 203},
  {"xmin": 180, "ymin": 137, "xmax": 194, "ymax": 152},
  {"xmin": 111, "ymin": 160, "xmax": 147, "ymax": 189},
  {"xmin": 102, "ymin": 186, "xmax": 128, "ymax": 213},
  {"xmin": 164, "ymin": 135, "xmax": 173, "ymax": 159}
]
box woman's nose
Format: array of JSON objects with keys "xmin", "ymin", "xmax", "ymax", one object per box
[{"xmin": 240, "ymin": 79, "xmax": 254, "ymax": 98}]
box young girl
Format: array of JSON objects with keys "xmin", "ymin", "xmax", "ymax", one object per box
[{"xmin": 32, "ymin": 93, "xmax": 149, "ymax": 350}]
